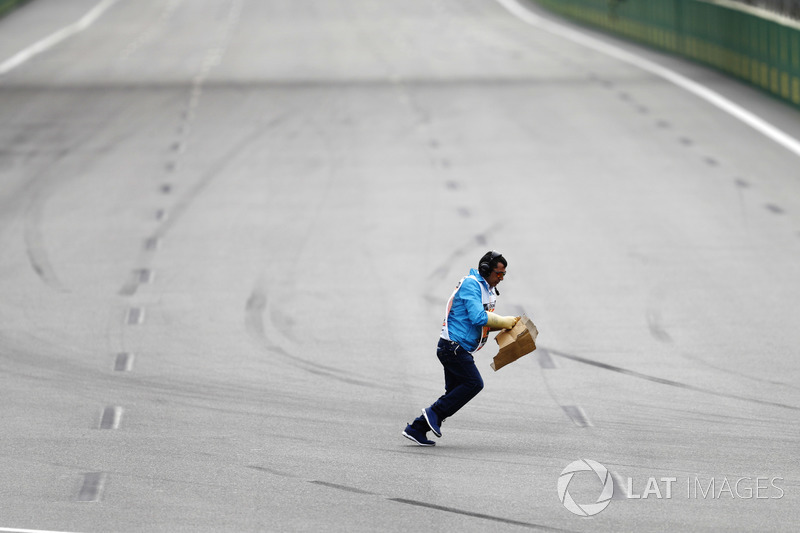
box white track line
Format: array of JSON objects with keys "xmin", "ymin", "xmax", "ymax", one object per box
[
  {"xmin": 494, "ymin": 0, "xmax": 800, "ymax": 159},
  {"xmin": 0, "ymin": 0, "xmax": 119, "ymax": 75}
]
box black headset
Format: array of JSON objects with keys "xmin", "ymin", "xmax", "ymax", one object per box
[{"xmin": 478, "ymin": 250, "xmax": 503, "ymax": 277}]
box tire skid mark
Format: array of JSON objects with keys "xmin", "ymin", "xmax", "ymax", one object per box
[
  {"xmin": 388, "ymin": 445, "xmax": 539, "ymax": 466},
  {"xmin": 15, "ymin": 147, "xmax": 73, "ymax": 292},
  {"xmin": 146, "ymin": 124, "xmax": 269, "ymax": 245},
  {"xmin": 388, "ymin": 498, "xmax": 569, "ymax": 531},
  {"xmin": 309, "ymin": 480, "xmax": 379, "ymax": 496},
  {"xmin": 549, "ymin": 348, "xmax": 800, "ymax": 411},
  {"xmin": 21, "ymin": 146, "xmax": 116, "ymax": 291},
  {"xmin": 23, "ymin": 206, "xmax": 64, "ymax": 291},
  {"xmin": 536, "ymin": 355, "xmax": 591, "ymax": 428},
  {"xmin": 122, "ymin": 117, "xmax": 282, "ymax": 296},
  {"xmin": 426, "ymin": 226, "xmax": 503, "ymax": 283},
  {"xmin": 240, "ymin": 475, "xmax": 572, "ymax": 532},
  {"xmin": 536, "ymin": 347, "xmax": 557, "ymax": 369},
  {"xmin": 1, "ymin": 337, "xmax": 301, "ymax": 414},
  {"xmin": 422, "ymin": 230, "xmax": 503, "ymax": 330},
  {"xmin": 676, "ymin": 348, "xmax": 800, "ymax": 392},
  {"xmin": 245, "ymin": 286, "xmax": 382, "ymax": 389},
  {"xmin": 18, "ymin": 109, "xmax": 143, "ymax": 289},
  {"xmin": 245, "ymin": 465, "xmax": 296, "ymax": 478}
]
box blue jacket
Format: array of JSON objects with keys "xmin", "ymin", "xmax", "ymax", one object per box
[{"xmin": 440, "ymin": 268, "xmax": 497, "ymax": 352}]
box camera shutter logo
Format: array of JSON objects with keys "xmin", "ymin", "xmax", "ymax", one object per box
[{"xmin": 557, "ymin": 459, "xmax": 614, "ymax": 517}]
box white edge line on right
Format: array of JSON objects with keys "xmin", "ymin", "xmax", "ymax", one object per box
[
  {"xmin": 0, "ymin": 0, "xmax": 119, "ymax": 76},
  {"xmin": 494, "ymin": 0, "xmax": 800, "ymax": 159}
]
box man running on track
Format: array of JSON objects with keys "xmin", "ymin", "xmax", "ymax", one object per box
[{"xmin": 403, "ymin": 250, "xmax": 518, "ymax": 446}]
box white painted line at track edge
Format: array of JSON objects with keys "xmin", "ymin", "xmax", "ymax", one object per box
[
  {"xmin": 0, "ymin": 0, "xmax": 119, "ymax": 75},
  {"xmin": 494, "ymin": 0, "xmax": 800, "ymax": 159}
]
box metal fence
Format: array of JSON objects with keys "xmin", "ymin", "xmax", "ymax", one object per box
[{"xmin": 532, "ymin": 0, "xmax": 800, "ymax": 108}]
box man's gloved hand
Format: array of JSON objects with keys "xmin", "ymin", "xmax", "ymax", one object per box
[{"xmin": 486, "ymin": 312, "xmax": 519, "ymax": 330}]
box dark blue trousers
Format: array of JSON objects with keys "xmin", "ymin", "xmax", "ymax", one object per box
[{"xmin": 412, "ymin": 338, "xmax": 484, "ymax": 432}]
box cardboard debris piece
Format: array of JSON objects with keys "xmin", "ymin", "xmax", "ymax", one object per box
[{"xmin": 491, "ymin": 315, "xmax": 538, "ymax": 371}]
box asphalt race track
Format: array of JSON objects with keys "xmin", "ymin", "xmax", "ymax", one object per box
[{"xmin": 1, "ymin": 0, "xmax": 799, "ymax": 531}]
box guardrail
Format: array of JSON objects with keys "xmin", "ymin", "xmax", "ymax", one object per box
[
  {"xmin": 528, "ymin": 0, "xmax": 800, "ymax": 109},
  {"xmin": 739, "ymin": 0, "xmax": 800, "ymax": 20}
]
